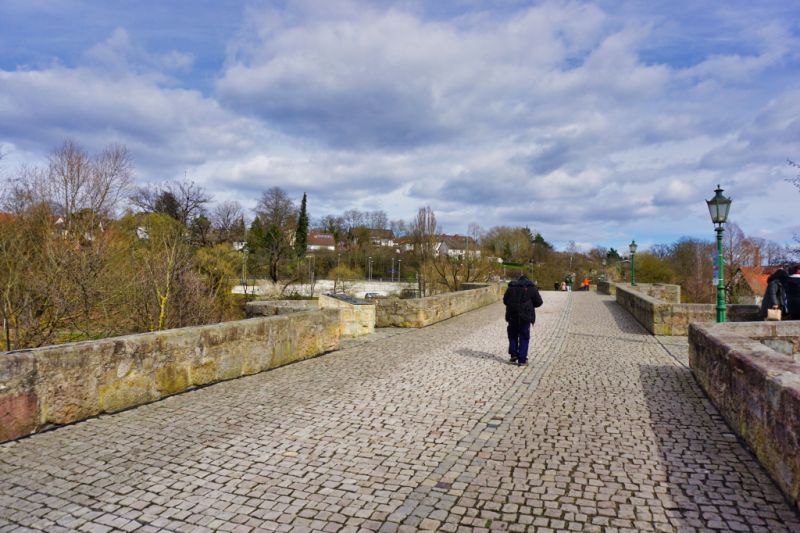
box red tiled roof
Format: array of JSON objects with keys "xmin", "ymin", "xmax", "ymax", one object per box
[
  {"xmin": 369, "ymin": 229, "xmax": 394, "ymax": 239},
  {"xmin": 437, "ymin": 234, "xmax": 479, "ymax": 250},
  {"xmin": 308, "ymin": 232, "xmax": 335, "ymax": 246},
  {"xmin": 738, "ymin": 266, "xmax": 781, "ymax": 296}
]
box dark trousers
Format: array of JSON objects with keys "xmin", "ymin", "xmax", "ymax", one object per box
[{"xmin": 507, "ymin": 319, "xmax": 531, "ymax": 362}]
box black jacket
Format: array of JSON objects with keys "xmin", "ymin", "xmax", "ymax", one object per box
[
  {"xmin": 760, "ymin": 269, "xmax": 788, "ymax": 318},
  {"xmin": 503, "ymin": 276, "xmax": 543, "ymax": 323},
  {"xmin": 785, "ymin": 275, "xmax": 800, "ymax": 320}
]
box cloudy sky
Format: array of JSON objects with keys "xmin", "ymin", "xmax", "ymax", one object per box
[{"xmin": 1, "ymin": 0, "xmax": 798, "ymax": 251}]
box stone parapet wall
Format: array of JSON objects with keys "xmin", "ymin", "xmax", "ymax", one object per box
[
  {"xmin": 638, "ymin": 282, "xmax": 681, "ymax": 303},
  {"xmin": 375, "ymin": 283, "xmax": 504, "ymax": 328},
  {"xmin": 602, "ymin": 281, "xmax": 680, "ymax": 302},
  {"xmin": 689, "ymin": 321, "xmax": 800, "ymax": 511},
  {"xmin": 0, "ymin": 310, "xmax": 341, "ymax": 444},
  {"xmin": 597, "ymin": 280, "xmax": 616, "ymax": 296},
  {"xmin": 615, "ymin": 284, "xmax": 760, "ymax": 336},
  {"xmin": 245, "ymin": 300, "xmax": 318, "ymax": 316},
  {"xmin": 318, "ymin": 294, "xmax": 375, "ymax": 338}
]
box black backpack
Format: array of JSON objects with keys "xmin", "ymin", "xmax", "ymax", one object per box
[{"xmin": 506, "ymin": 284, "xmax": 535, "ymax": 322}]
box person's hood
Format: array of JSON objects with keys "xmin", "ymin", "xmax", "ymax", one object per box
[{"xmin": 768, "ymin": 269, "xmax": 789, "ymax": 282}]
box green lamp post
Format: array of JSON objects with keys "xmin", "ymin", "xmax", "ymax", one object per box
[
  {"xmin": 629, "ymin": 240, "xmax": 638, "ymax": 286},
  {"xmin": 706, "ymin": 185, "xmax": 732, "ymax": 322}
]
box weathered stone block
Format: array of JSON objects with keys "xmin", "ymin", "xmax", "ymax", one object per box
[
  {"xmin": 318, "ymin": 294, "xmax": 375, "ymax": 337},
  {"xmin": 0, "ymin": 308, "xmax": 341, "ymax": 443},
  {"xmin": 375, "ymin": 283, "xmax": 504, "ymax": 328},
  {"xmin": 616, "ymin": 284, "xmax": 759, "ymax": 336},
  {"xmin": 0, "ymin": 391, "xmax": 38, "ymax": 442},
  {"xmin": 98, "ymin": 372, "xmax": 155, "ymax": 413},
  {"xmin": 689, "ymin": 321, "xmax": 800, "ymax": 511}
]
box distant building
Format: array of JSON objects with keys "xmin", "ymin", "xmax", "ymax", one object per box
[
  {"xmin": 731, "ymin": 266, "xmax": 782, "ymax": 305},
  {"xmin": 434, "ymin": 234, "xmax": 480, "ymax": 259},
  {"xmin": 308, "ymin": 232, "xmax": 336, "ymax": 252},
  {"xmin": 395, "ymin": 237, "xmax": 414, "ymax": 252},
  {"xmin": 392, "ymin": 234, "xmax": 481, "ymax": 258},
  {"xmin": 369, "ymin": 229, "xmax": 395, "ymax": 247}
]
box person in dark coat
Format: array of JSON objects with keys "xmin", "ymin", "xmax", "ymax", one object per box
[
  {"xmin": 760, "ymin": 267, "xmax": 788, "ymax": 319},
  {"xmin": 503, "ymin": 275, "xmax": 543, "ymax": 366},
  {"xmin": 784, "ymin": 264, "xmax": 800, "ymax": 320}
]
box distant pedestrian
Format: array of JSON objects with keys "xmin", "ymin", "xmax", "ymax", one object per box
[
  {"xmin": 784, "ymin": 264, "xmax": 800, "ymax": 320},
  {"xmin": 554, "ymin": 281, "xmax": 560, "ymax": 291},
  {"xmin": 582, "ymin": 278, "xmax": 590, "ymax": 291},
  {"xmin": 503, "ymin": 275, "xmax": 543, "ymax": 366},
  {"xmin": 761, "ymin": 267, "xmax": 788, "ymax": 320},
  {"xmin": 560, "ymin": 281, "xmax": 567, "ymax": 291}
]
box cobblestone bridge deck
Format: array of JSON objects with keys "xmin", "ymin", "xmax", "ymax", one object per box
[{"xmin": 2, "ymin": 292, "xmax": 799, "ymax": 532}]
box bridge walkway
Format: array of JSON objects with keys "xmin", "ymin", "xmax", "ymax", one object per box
[{"xmin": 1, "ymin": 292, "xmax": 798, "ymax": 532}]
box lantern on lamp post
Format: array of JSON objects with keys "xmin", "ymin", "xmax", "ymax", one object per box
[
  {"xmin": 629, "ymin": 240, "xmax": 638, "ymax": 286},
  {"xmin": 706, "ymin": 185, "xmax": 732, "ymax": 323}
]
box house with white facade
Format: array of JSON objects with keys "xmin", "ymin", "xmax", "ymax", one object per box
[
  {"xmin": 308, "ymin": 232, "xmax": 336, "ymax": 251},
  {"xmin": 434, "ymin": 235, "xmax": 481, "ymax": 259},
  {"xmin": 369, "ymin": 229, "xmax": 395, "ymax": 247}
]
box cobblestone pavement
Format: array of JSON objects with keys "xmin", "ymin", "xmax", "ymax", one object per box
[{"xmin": 1, "ymin": 292, "xmax": 798, "ymax": 532}]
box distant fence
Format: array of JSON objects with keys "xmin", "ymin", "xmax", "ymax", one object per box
[{"xmin": 233, "ymin": 279, "xmax": 416, "ymax": 298}]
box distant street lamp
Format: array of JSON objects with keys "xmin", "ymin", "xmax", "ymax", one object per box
[
  {"xmin": 629, "ymin": 240, "xmax": 638, "ymax": 286},
  {"xmin": 336, "ymin": 253, "xmax": 341, "ymax": 291},
  {"xmin": 706, "ymin": 184, "xmax": 732, "ymax": 322},
  {"xmin": 368, "ymin": 256, "xmax": 373, "ymax": 281}
]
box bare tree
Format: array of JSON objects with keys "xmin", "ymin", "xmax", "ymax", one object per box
[
  {"xmin": 254, "ymin": 187, "xmax": 297, "ymax": 282},
  {"xmin": 367, "ymin": 210, "xmax": 388, "ymax": 229},
  {"xmin": 390, "ymin": 219, "xmax": 407, "ymax": 237},
  {"xmin": 46, "ymin": 140, "xmax": 132, "ymax": 226},
  {"xmin": 256, "ymin": 187, "xmax": 296, "ymax": 228},
  {"xmin": 47, "ymin": 140, "xmax": 92, "ymax": 225},
  {"xmin": 173, "ymin": 180, "xmax": 212, "ymax": 225},
  {"xmin": 211, "ymin": 200, "xmax": 244, "ymax": 242},
  {"xmin": 1, "ymin": 164, "xmax": 46, "ymax": 214},
  {"xmin": 342, "ymin": 209, "xmax": 365, "ymax": 231},
  {"xmin": 88, "ymin": 143, "xmax": 134, "ymax": 218},
  {"xmin": 409, "ymin": 206, "xmax": 438, "ymax": 295},
  {"xmin": 2, "ymin": 140, "xmax": 132, "ymax": 227},
  {"xmin": 468, "ymin": 223, "xmax": 484, "ymax": 244},
  {"xmin": 130, "ymin": 179, "xmax": 211, "ymax": 226},
  {"xmin": 431, "ymin": 243, "xmax": 490, "ymax": 291}
]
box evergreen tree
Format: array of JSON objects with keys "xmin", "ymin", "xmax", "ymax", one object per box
[
  {"xmin": 533, "ymin": 232, "xmax": 553, "ymax": 249},
  {"xmin": 294, "ymin": 192, "xmax": 309, "ymax": 257},
  {"xmin": 154, "ymin": 191, "xmax": 181, "ymax": 222},
  {"xmin": 234, "ymin": 217, "xmax": 246, "ymax": 242},
  {"xmin": 247, "ymin": 216, "xmax": 264, "ymax": 253}
]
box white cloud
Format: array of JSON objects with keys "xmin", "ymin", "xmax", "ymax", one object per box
[{"xmin": 1, "ymin": 0, "xmax": 799, "ymax": 252}]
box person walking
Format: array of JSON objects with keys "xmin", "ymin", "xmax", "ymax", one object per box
[
  {"xmin": 760, "ymin": 267, "xmax": 788, "ymax": 320},
  {"xmin": 503, "ymin": 275, "xmax": 543, "ymax": 366},
  {"xmin": 784, "ymin": 264, "xmax": 800, "ymax": 320}
]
